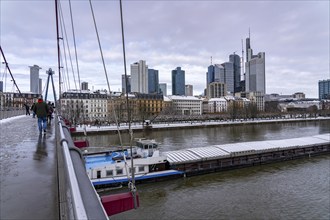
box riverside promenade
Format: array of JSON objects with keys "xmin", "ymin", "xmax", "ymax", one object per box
[
  {"xmin": 0, "ymin": 115, "xmax": 59, "ymax": 219},
  {"xmin": 73, "ymin": 116, "xmax": 330, "ymax": 135}
]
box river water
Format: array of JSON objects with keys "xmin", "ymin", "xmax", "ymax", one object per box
[{"xmin": 82, "ymin": 120, "xmax": 330, "ymax": 219}]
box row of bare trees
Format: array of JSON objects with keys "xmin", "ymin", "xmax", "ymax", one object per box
[{"xmin": 61, "ymin": 99, "xmax": 330, "ymax": 126}]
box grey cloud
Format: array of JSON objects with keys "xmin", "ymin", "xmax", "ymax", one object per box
[{"xmin": 1, "ymin": 1, "xmax": 329, "ymax": 97}]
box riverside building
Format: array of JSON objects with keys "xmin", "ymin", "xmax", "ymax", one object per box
[
  {"xmin": 168, "ymin": 95, "xmax": 202, "ymax": 115},
  {"xmin": 61, "ymin": 90, "xmax": 108, "ymax": 123}
]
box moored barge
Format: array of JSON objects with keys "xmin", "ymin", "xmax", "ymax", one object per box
[
  {"xmin": 163, "ymin": 134, "xmax": 330, "ymax": 176},
  {"xmin": 84, "ymin": 134, "xmax": 330, "ymax": 187}
]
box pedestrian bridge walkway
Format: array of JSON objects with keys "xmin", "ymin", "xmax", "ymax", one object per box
[
  {"xmin": 0, "ymin": 115, "xmax": 59, "ymax": 219},
  {"xmin": 0, "ymin": 114, "xmax": 107, "ymax": 220}
]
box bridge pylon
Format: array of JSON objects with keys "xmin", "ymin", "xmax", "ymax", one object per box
[{"xmin": 44, "ymin": 68, "xmax": 57, "ymax": 104}]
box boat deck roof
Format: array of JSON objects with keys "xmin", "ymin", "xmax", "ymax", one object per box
[
  {"xmin": 85, "ymin": 151, "xmax": 128, "ymax": 169},
  {"xmin": 163, "ymin": 134, "xmax": 330, "ymax": 164}
]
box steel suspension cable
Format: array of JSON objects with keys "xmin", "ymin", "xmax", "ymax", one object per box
[
  {"xmin": 1, "ymin": 64, "xmax": 7, "ymax": 87},
  {"xmin": 59, "ymin": 2, "xmax": 73, "ymax": 91},
  {"xmin": 1, "ymin": 63, "xmax": 6, "ymax": 80},
  {"xmin": 59, "ymin": 1, "xmax": 78, "ymax": 90},
  {"xmin": 68, "ymin": 0, "xmax": 81, "ymax": 91},
  {"xmin": 88, "ymin": 0, "xmax": 124, "ymax": 144},
  {"xmin": 55, "ymin": 0, "xmax": 61, "ymax": 105},
  {"xmin": 88, "ymin": 0, "xmax": 133, "ymax": 182},
  {"xmin": 119, "ymin": 0, "xmax": 138, "ymax": 209},
  {"xmin": 3, "ymin": 68, "xmax": 7, "ymax": 92},
  {"xmin": 0, "ymin": 46, "xmax": 21, "ymax": 95},
  {"xmin": 60, "ymin": 53, "xmax": 69, "ymax": 92}
]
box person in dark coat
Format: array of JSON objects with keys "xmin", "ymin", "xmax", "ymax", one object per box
[
  {"xmin": 31, "ymin": 103, "xmax": 36, "ymax": 118},
  {"xmin": 33, "ymin": 97, "xmax": 49, "ymax": 134},
  {"xmin": 24, "ymin": 103, "xmax": 30, "ymax": 115},
  {"xmin": 47, "ymin": 102, "xmax": 54, "ymax": 124}
]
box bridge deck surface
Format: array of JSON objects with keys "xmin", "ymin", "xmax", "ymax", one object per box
[{"xmin": 0, "ymin": 115, "xmax": 59, "ymax": 220}]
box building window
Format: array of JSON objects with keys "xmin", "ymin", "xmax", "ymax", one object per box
[{"xmin": 106, "ymin": 170, "xmax": 113, "ymax": 176}]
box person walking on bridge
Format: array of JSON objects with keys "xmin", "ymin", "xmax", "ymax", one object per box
[
  {"xmin": 33, "ymin": 97, "xmax": 49, "ymax": 134},
  {"xmin": 31, "ymin": 103, "xmax": 36, "ymax": 118},
  {"xmin": 24, "ymin": 102, "xmax": 30, "ymax": 115}
]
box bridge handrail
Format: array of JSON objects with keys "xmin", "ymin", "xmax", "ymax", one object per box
[
  {"xmin": 0, "ymin": 109, "xmax": 25, "ymax": 120},
  {"xmin": 57, "ymin": 115, "xmax": 108, "ymax": 220}
]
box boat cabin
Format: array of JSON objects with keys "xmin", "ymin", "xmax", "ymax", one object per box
[
  {"xmin": 85, "ymin": 139, "xmax": 167, "ymax": 184},
  {"xmin": 128, "ymin": 139, "xmax": 160, "ymax": 158}
]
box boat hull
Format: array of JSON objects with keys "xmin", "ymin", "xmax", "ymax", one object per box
[{"xmin": 92, "ymin": 170, "xmax": 185, "ymax": 188}]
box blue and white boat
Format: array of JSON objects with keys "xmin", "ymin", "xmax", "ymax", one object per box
[{"xmin": 85, "ymin": 139, "xmax": 184, "ymax": 188}]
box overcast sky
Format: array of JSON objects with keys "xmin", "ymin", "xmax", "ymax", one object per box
[{"xmin": 1, "ymin": 0, "xmax": 329, "ymax": 99}]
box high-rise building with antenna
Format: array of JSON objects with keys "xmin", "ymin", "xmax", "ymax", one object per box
[{"xmin": 245, "ymin": 34, "xmax": 265, "ymax": 94}]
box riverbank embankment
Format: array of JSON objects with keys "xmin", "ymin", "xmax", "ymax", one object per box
[{"xmin": 72, "ymin": 117, "xmax": 330, "ymax": 135}]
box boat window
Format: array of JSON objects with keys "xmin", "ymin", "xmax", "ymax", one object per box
[
  {"xmin": 138, "ymin": 166, "xmax": 145, "ymax": 172},
  {"xmin": 106, "ymin": 170, "xmax": 113, "ymax": 176},
  {"xmin": 116, "ymin": 169, "xmax": 123, "ymax": 175},
  {"xmin": 129, "ymin": 167, "xmax": 135, "ymax": 174}
]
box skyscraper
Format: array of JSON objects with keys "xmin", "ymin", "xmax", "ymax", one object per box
[
  {"xmin": 172, "ymin": 67, "xmax": 185, "ymax": 95},
  {"xmin": 245, "ymin": 37, "xmax": 265, "ymax": 94},
  {"xmin": 148, "ymin": 69, "xmax": 159, "ymax": 94},
  {"xmin": 229, "ymin": 54, "xmax": 241, "ymax": 93},
  {"xmin": 206, "ymin": 58, "xmax": 236, "ymax": 93},
  {"xmin": 30, "ymin": 65, "xmax": 41, "ymax": 94},
  {"xmin": 122, "ymin": 75, "xmax": 131, "ymax": 93},
  {"xmin": 131, "ymin": 60, "xmax": 148, "ymax": 93},
  {"xmin": 206, "ymin": 65, "xmax": 215, "ymax": 85},
  {"xmin": 222, "ymin": 62, "xmax": 234, "ymax": 93},
  {"xmin": 81, "ymin": 82, "xmax": 88, "ymax": 90},
  {"xmin": 214, "ymin": 64, "xmax": 225, "ymax": 83},
  {"xmin": 39, "ymin": 78, "xmax": 42, "ymax": 95},
  {"xmin": 319, "ymin": 79, "xmax": 330, "ymax": 100},
  {"xmin": 159, "ymin": 83, "xmax": 167, "ymax": 96},
  {"xmin": 207, "ymin": 82, "xmax": 227, "ymax": 99},
  {"xmin": 185, "ymin": 84, "xmax": 193, "ymax": 96}
]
